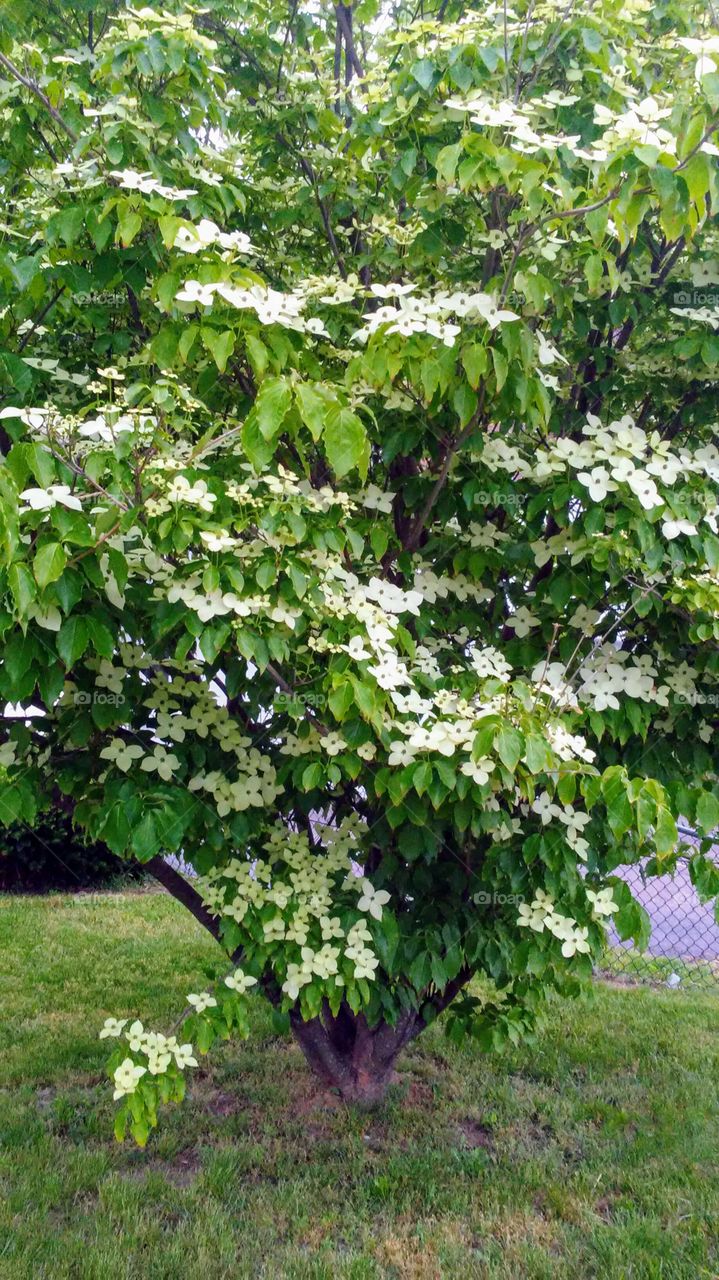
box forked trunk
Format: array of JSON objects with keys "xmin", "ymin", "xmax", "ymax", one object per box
[{"xmin": 289, "ymin": 1002, "xmax": 420, "ymax": 1104}]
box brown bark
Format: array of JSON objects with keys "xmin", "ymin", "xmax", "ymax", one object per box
[
  {"xmin": 289, "ymin": 970, "xmax": 472, "ymax": 1104},
  {"xmin": 289, "ymin": 1003, "xmax": 421, "ymax": 1104}
]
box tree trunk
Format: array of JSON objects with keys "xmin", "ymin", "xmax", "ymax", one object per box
[{"xmin": 289, "ymin": 1002, "xmax": 420, "ymax": 1105}]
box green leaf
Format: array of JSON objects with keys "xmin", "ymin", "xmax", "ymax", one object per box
[
  {"xmin": 524, "ymin": 733, "xmax": 550, "ymax": 774},
  {"xmin": 491, "ymin": 348, "xmax": 508, "ymax": 391},
  {"xmin": 324, "ymin": 406, "xmax": 368, "ymax": 479},
  {"xmin": 0, "ymin": 352, "xmax": 33, "ymax": 398},
  {"xmin": 452, "ymin": 383, "xmax": 478, "ymax": 427},
  {"xmin": 116, "ymin": 209, "xmax": 142, "ymax": 247},
  {"xmin": 584, "ymin": 255, "xmax": 603, "ymax": 292},
  {"xmin": 697, "ymin": 791, "xmax": 719, "ymax": 836},
  {"xmin": 48, "ymin": 206, "xmax": 84, "ymax": 245},
  {"xmin": 295, "ymin": 382, "xmax": 329, "ymax": 441},
  {"xmin": 254, "ymin": 376, "xmax": 292, "ymax": 440},
  {"xmin": 33, "ymin": 541, "xmax": 67, "ymax": 588},
  {"xmin": 131, "ymin": 811, "xmax": 161, "ymax": 861},
  {"xmin": 461, "ymin": 343, "xmax": 488, "ymax": 389},
  {"xmin": 8, "ymin": 254, "xmax": 40, "ymax": 291},
  {"xmin": 436, "ymin": 142, "xmax": 462, "ymax": 184},
  {"xmin": 8, "ymin": 563, "xmax": 36, "ymax": 615},
  {"xmin": 581, "ymin": 27, "xmax": 603, "ymax": 52},
  {"xmin": 410, "ymin": 58, "xmax": 436, "ymax": 90},
  {"xmin": 496, "ymin": 726, "xmax": 523, "ymax": 772},
  {"xmin": 409, "ymin": 950, "xmax": 431, "ymax": 991},
  {"xmin": 654, "ymin": 806, "xmax": 678, "ymax": 857},
  {"xmin": 57, "ymin": 615, "xmax": 90, "ymax": 667},
  {"xmin": 245, "ymin": 333, "xmax": 269, "ymax": 377},
  {"xmin": 242, "ymin": 414, "xmax": 276, "ymax": 470},
  {"xmin": 178, "ymin": 324, "xmax": 199, "ymax": 362},
  {"xmin": 201, "ymin": 328, "xmax": 235, "ymax": 373},
  {"xmin": 374, "ymin": 910, "xmax": 399, "ymax": 970}
]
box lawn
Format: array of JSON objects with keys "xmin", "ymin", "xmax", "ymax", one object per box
[{"xmin": 0, "ymin": 892, "xmax": 717, "ymax": 1280}]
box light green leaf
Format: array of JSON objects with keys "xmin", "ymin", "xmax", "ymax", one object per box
[
  {"xmin": 33, "ymin": 541, "xmax": 67, "ymax": 588},
  {"xmin": 255, "ymin": 376, "xmax": 292, "ymax": 440},
  {"xmin": 8, "ymin": 563, "xmax": 36, "ymax": 615},
  {"xmin": 324, "ymin": 406, "xmax": 368, "ymax": 479}
]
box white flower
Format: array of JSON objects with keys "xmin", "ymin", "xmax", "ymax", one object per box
[
  {"xmin": 460, "ymin": 757, "xmax": 495, "ymax": 785},
  {"xmin": 532, "ymin": 792, "xmax": 562, "ymax": 825},
  {"xmin": 662, "ymin": 518, "xmax": 698, "ymax": 540},
  {"xmin": 586, "ymin": 887, "xmax": 619, "ymax": 918},
  {"xmin": 345, "ymin": 635, "xmax": 372, "ymax": 661},
  {"xmin": 140, "ymin": 745, "xmax": 180, "ymax": 780},
  {"xmin": 352, "ymin": 948, "xmax": 379, "ymax": 980},
  {"xmin": 174, "ymin": 1043, "xmax": 198, "ymax": 1069},
  {"xmin": 187, "ymin": 992, "xmax": 218, "ymax": 1013},
  {"xmin": 125, "ymin": 1019, "xmax": 147, "ymax": 1052},
  {"xmin": 224, "ymin": 968, "xmax": 258, "ymax": 994},
  {"xmin": 282, "ymin": 962, "xmax": 311, "ymax": 1000},
  {"xmin": 388, "ymin": 740, "xmax": 414, "ymax": 767},
  {"xmin": 113, "ymin": 1057, "xmax": 147, "ymax": 1099},
  {"xmin": 361, "ymin": 483, "xmax": 395, "ymax": 514},
  {"xmin": 507, "ymin": 605, "xmax": 540, "ymax": 637},
  {"xmin": 99, "ymin": 740, "xmax": 144, "ymax": 772},
  {"xmin": 99, "ymin": 1017, "xmax": 127, "ymax": 1039},
  {"xmin": 517, "ymin": 902, "xmax": 546, "ymax": 932},
  {"xmin": 199, "ymin": 530, "xmax": 237, "ymax": 552},
  {"xmin": 467, "ymin": 292, "xmax": 519, "ymax": 328},
  {"xmin": 320, "ymin": 915, "xmax": 344, "ymax": 940},
  {"xmin": 356, "ymin": 877, "xmax": 390, "ymax": 920},
  {"xmin": 20, "ymin": 484, "xmax": 83, "ymax": 512},
  {"xmin": 147, "ymin": 1051, "xmax": 173, "ymax": 1075},
  {"xmin": 576, "ymin": 467, "xmax": 617, "ymax": 502},
  {"xmin": 561, "ymin": 926, "xmax": 591, "ymax": 958}
]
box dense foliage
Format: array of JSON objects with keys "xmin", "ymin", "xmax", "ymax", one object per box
[
  {"xmin": 0, "ymin": 806, "xmax": 141, "ymax": 891},
  {"xmin": 1, "ymin": 0, "xmax": 719, "ymax": 1141}
]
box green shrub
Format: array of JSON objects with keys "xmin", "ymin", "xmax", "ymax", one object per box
[{"xmin": 0, "ymin": 810, "xmax": 143, "ymax": 892}]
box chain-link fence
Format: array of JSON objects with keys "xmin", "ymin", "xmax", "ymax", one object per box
[{"xmin": 598, "ymin": 855, "xmax": 719, "ymax": 992}]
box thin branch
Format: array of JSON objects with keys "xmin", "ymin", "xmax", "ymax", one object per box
[
  {"xmin": 405, "ymin": 401, "xmax": 486, "ymax": 551},
  {"xmin": 146, "ymin": 856, "xmax": 228, "ymax": 946},
  {"xmin": 17, "ymin": 286, "xmax": 66, "ymax": 353},
  {"xmin": 0, "ymin": 51, "xmax": 78, "ymax": 143}
]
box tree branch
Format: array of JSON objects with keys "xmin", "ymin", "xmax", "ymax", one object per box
[
  {"xmin": 0, "ymin": 50, "xmax": 78, "ymax": 143},
  {"xmin": 146, "ymin": 856, "xmax": 227, "ymax": 947}
]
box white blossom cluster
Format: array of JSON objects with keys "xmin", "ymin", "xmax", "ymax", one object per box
[
  {"xmin": 176, "ymin": 278, "xmax": 329, "ymax": 336},
  {"xmin": 351, "ymin": 288, "xmax": 519, "ymax": 348},
  {"xmin": 99, "ymin": 1017, "xmax": 198, "ymax": 1098},
  {"xmin": 531, "ymin": 792, "xmax": 592, "ymax": 861},
  {"xmin": 193, "ymin": 817, "xmax": 387, "ymax": 991},
  {"xmin": 72, "ymin": 654, "xmax": 284, "ymax": 817},
  {"xmin": 516, "ymin": 885, "xmax": 618, "ymax": 958},
  {"xmin": 171, "ymin": 216, "xmax": 255, "ymax": 256},
  {"xmin": 516, "ymin": 413, "xmax": 719, "ymax": 519}
]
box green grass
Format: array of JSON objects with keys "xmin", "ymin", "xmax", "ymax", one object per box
[{"xmin": 1, "ymin": 892, "xmax": 718, "ymax": 1280}]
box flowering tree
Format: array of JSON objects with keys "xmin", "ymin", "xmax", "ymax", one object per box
[{"xmin": 1, "ymin": 0, "xmax": 719, "ymax": 1142}]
